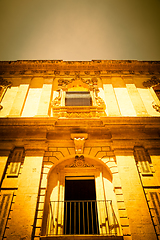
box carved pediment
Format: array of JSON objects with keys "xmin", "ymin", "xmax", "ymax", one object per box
[{"xmin": 58, "ymin": 75, "xmax": 98, "ymax": 91}]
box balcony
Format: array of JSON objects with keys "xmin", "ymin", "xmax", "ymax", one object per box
[{"xmin": 40, "ymin": 200, "xmax": 123, "ymax": 240}]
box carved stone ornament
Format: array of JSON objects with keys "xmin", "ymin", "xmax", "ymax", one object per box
[
  {"xmin": 143, "ymin": 76, "xmax": 160, "ymax": 88},
  {"xmin": 0, "ymin": 77, "xmax": 12, "ymax": 88},
  {"xmin": 74, "ymin": 138, "xmax": 85, "ymax": 154},
  {"xmin": 58, "ymin": 78, "xmax": 73, "ymax": 91},
  {"xmin": 95, "ymin": 96, "xmax": 106, "ymax": 108},
  {"xmin": 71, "ymin": 133, "xmax": 88, "ymax": 154},
  {"xmin": 65, "ymin": 155, "xmax": 94, "ymax": 168},
  {"xmin": 152, "ymin": 102, "xmax": 160, "ymax": 113},
  {"xmin": 51, "ymin": 91, "xmax": 61, "ymax": 107},
  {"xmin": 58, "ymin": 76, "xmax": 98, "ymax": 91}
]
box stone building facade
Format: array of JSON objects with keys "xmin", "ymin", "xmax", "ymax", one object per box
[{"xmin": 0, "ymin": 60, "xmax": 160, "ymax": 240}]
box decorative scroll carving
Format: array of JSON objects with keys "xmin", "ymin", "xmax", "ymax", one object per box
[
  {"xmin": 0, "ymin": 78, "xmax": 12, "ymax": 111},
  {"xmin": 0, "ymin": 78, "xmax": 12, "ymax": 88},
  {"xmin": 65, "ymin": 155, "xmax": 94, "ymax": 168},
  {"xmin": 143, "ymin": 76, "xmax": 160, "ymax": 88},
  {"xmin": 142, "ymin": 76, "xmax": 160, "ymax": 113},
  {"xmin": 64, "ymin": 71, "xmax": 70, "ymax": 75},
  {"xmin": 54, "ymin": 71, "xmax": 60, "ymax": 75},
  {"xmin": 152, "ymin": 102, "xmax": 160, "ymax": 113},
  {"xmin": 84, "ymin": 71, "xmax": 90, "ymax": 75},
  {"xmin": 58, "ymin": 78, "xmax": 73, "ymax": 90},
  {"xmin": 52, "ymin": 106, "xmax": 106, "ymax": 118},
  {"xmin": 95, "ymin": 96, "xmax": 106, "ymax": 108},
  {"xmin": 51, "ymin": 91, "xmax": 61, "ymax": 107},
  {"xmin": 58, "ymin": 76, "xmax": 98, "ymax": 91}
]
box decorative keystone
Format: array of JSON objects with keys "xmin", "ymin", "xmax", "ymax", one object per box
[{"xmin": 71, "ymin": 133, "xmax": 88, "ymax": 154}]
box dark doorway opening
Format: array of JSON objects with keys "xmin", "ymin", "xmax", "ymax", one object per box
[{"xmin": 64, "ymin": 177, "xmax": 99, "ymax": 234}]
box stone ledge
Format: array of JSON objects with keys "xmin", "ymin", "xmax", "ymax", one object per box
[
  {"xmin": 40, "ymin": 235, "xmax": 123, "ymax": 240},
  {"xmin": 0, "ymin": 117, "xmax": 160, "ymax": 127}
]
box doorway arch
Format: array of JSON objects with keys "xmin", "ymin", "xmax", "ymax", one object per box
[{"xmin": 41, "ymin": 155, "xmax": 121, "ymax": 236}]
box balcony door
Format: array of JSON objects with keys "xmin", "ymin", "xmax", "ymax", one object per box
[{"xmin": 64, "ymin": 176, "xmax": 99, "ymax": 234}]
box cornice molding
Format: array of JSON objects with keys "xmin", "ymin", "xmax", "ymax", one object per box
[
  {"xmin": 0, "ymin": 60, "xmax": 160, "ymax": 76},
  {"xmin": 0, "ymin": 77, "xmax": 12, "ymax": 87},
  {"xmin": 0, "ymin": 117, "xmax": 58, "ymax": 127},
  {"xmin": 0, "ymin": 117, "xmax": 160, "ymax": 128},
  {"xmin": 143, "ymin": 76, "xmax": 160, "ymax": 88}
]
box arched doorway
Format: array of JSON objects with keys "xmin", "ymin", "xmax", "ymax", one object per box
[{"xmin": 41, "ymin": 155, "xmax": 121, "ymax": 237}]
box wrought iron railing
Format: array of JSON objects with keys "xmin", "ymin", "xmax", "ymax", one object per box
[{"xmin": 46, "ymin": 200, "xmax": 120, "ymax": 236}]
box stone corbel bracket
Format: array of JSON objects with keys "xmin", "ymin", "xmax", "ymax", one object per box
[{"xmin": 71, "ymin": 133, "xmax": 88, "ymax": 155}]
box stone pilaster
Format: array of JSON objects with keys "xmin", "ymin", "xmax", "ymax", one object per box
[
  {"xmin": 9, "ymin": 84, "xmax": 29, "ymax": 116},
  {"xmin": 103, "ymin": 84, "xmax": 121, "ymax": 116},
  {"xmin": 116, "ymin": 151, "xmax": 157, "ymax": 240},
  {"xmin": 126, "ymin": 83, "xmax": 148, "ymax": 116},
  {"xmin": 5, "ymin": 150, "xmax": 44, "ymax": 240},
  {"xmin": 36, "ymin": 84, "xmax": 53, "ymax": 117}
]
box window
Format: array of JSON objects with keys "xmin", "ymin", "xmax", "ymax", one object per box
[{"xmin": 65, "ymin": 91, "xmax": 92, "ymax": 106}]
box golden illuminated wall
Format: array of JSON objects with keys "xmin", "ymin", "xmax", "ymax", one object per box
[
  {"xmin": 0, "ymin": 60, "xmax": 160, "ymax": 118},
  {"xmin": 0, "ymin": 60, "xmax": 160, "ymax": 240}
]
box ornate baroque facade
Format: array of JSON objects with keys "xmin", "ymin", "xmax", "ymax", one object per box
[{"xmin": 0, "ymin": 60, "xmax": 160, "ymax": 240}]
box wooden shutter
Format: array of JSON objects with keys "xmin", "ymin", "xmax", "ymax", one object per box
[
  {"xmin": 134, "ymin": 147, "xmax": 153, "ymax": 176},
  {"xmin": 0, "ymin": 192, "xmax": 13, "ymax": 238},
  {"xmin": 146, "ymin": 190, "xmax": 160, "ymax": 235},
  {"xmin": 7, "ymin": 148, "xmax": 23, "ymax": 177},
  {"xmin": 65, "ymin": 91, "xmax": 92, "ymax": 106}
]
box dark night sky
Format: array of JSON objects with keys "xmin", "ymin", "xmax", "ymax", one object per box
[{"xmin": 0, "ymin": 0, "xmax": 160, "ymax": 61}]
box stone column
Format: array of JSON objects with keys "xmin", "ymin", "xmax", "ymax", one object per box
[
  {"xmin": 116, "ymin": 150, "xmax": 157, "ymax": 240},
  {"xmin": 6, "ymin": 150, "xmax": 44, "ymax": 240}
]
